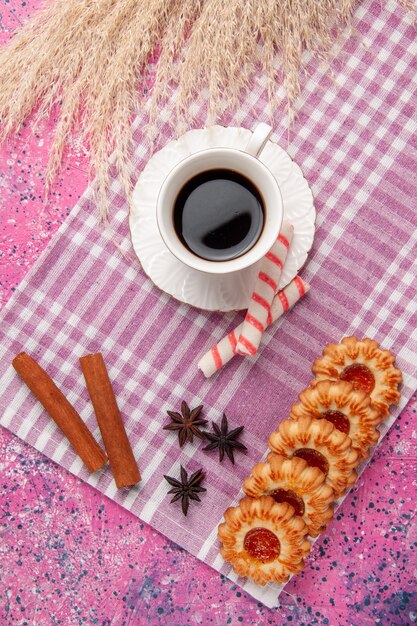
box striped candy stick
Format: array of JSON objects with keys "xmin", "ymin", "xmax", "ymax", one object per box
[
  {"xmin": 235, "ymin": 222, "xmax": 294, "ymax": 356},
  {"xmin": 198, "ymin": 276, "xmax": 309, "ymax": 378}
]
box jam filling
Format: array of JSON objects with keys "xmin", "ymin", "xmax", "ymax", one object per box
[
  {"xmin": 320, "ymin": 409, "xmax": 350, "ymax": 434},
  {"xmin": 293, "ymin": 448, "xmax": 329, "ymax": 476},
  {"xmin": 243, "ymin": 527, "xmax": 281, "ymax": 562},
  {"xmin": 339, "ymin": 363, "xmax": 375, "ymax": 395},
  {"xmin": 269, "ymin": 488, "xmax": 305, "ymax": 516}
]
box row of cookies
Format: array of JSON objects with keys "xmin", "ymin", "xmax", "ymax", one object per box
[{"xmin": 218, "ymin": 336, "xmax": 402, "ymax": 585}]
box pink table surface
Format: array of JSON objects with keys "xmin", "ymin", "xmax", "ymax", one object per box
[{"xmin": 1, "ymin": 2, "xmax": 417, "ymax": 625}]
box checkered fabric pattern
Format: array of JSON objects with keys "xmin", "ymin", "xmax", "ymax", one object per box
[{"xmin": 1, "ymin": 0, "xmax": 416, "ymax": 608}]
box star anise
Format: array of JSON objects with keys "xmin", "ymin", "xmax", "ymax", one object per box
[
  {"xmin": 164, "ymin": 465, "xmax": 206, "ymax": 516},
  {"xmin": 202, "ymin": 413, "xmax": 247, "ymax": 464},
  {"xmin": 163, "ymin": 400, "xmax": 208, "ymax": 447}
]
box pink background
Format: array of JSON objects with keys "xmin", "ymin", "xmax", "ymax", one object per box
[{"xmin": 1, "ymin": 1, "xmax": 417, "ymax": 624}]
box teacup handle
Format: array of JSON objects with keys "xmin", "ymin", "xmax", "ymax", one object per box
[{"xmin": 244, "ymin": 123, "xmax": 273, "ymax": 157}]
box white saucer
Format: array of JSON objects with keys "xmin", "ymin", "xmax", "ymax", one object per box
[{"xmin": 130, "ymin": 126, "xmax": 315, "ymax": 311}]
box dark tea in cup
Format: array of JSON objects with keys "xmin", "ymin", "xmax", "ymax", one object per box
[
  {"xmin": 173, "ymin": 168, "xmax": 265, "ymax": 261},
  {"xmin": 156, "ymin": 127, "xmax": 283, "ymax": 275}
]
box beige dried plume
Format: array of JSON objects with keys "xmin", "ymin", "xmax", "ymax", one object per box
[{"xmin": 0, "ymin": 0, "xmax": 411, "ymax": 219}]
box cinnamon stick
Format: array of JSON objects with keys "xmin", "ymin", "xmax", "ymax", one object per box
[
  {"xmin": 12, "ymin": 352, "xmax": 107, "ymax": 472},
  {"xmin": 79, "ymin": 353, "xmax": 141, "ymax": 488}
]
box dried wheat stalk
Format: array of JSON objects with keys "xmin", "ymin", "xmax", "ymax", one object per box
[{"xmin": 0, "ymin": 0, "xmax": 412, "ymax": 219}]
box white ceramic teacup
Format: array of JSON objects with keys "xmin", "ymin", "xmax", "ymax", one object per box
[{"xmin": 156, "ymin": 123, "xmax": 283, "ymax": 274}]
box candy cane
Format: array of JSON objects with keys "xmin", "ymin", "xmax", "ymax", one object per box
[
  {"xmin": 235, "ymin": 222, "xmax": 294, "ymax": 356},
  {"xmin": 198, "ymin": 276, "xmax": 309, "ymax": 378}
]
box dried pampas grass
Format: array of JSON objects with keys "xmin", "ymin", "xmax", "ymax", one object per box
[
  {"xmin": 0, "ymin": 0, "xmax": 175, "ymax": 218},
  {"xmin": 0, "ymin": 0, "xmax": 411, "ymax": 219}
]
